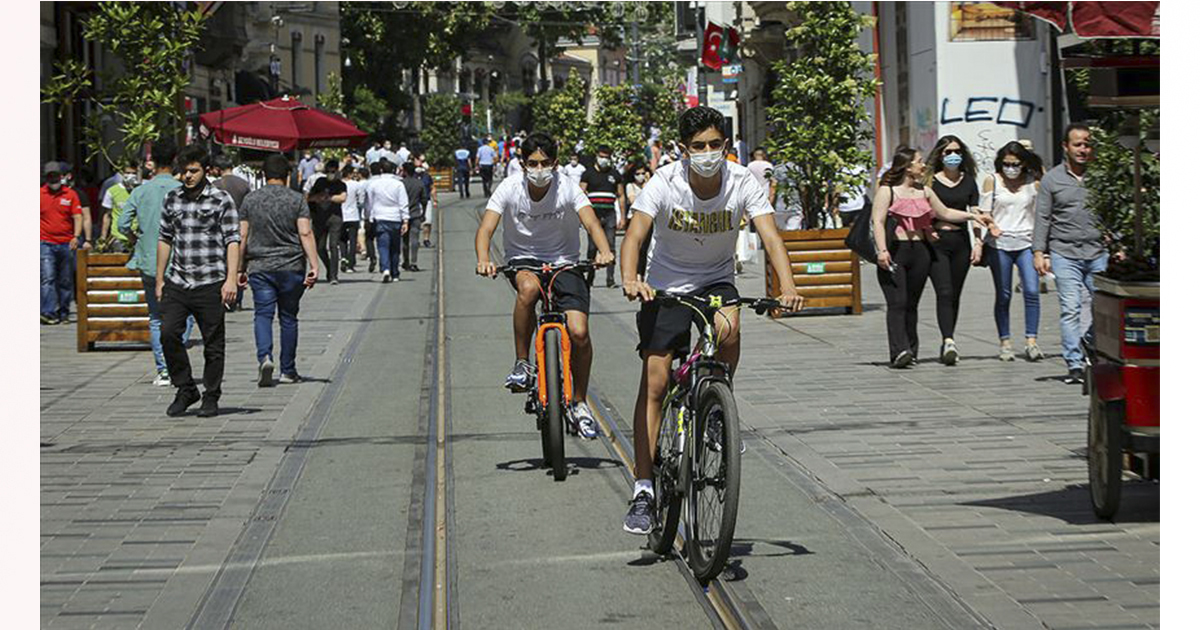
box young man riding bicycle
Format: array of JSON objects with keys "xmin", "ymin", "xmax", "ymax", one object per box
[
  {"xmin": 475, "ymin": 132, "xmax": 616, "ymax": 439},
  {"xmin": 620, "ymin": 106, "xmax": 804, "ymax": 534}
]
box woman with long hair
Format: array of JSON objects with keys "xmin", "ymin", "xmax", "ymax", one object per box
[
  {"xmin": 981, "ymin": 141, "xmax": 1045, "ymax": 361},
  {"xmin": 926, "ymin": 135, "xmax": 981, "ymax": 365},
  {"xmin": 872, "ymin": 147, "xmax": 995, "ymax": 368}
]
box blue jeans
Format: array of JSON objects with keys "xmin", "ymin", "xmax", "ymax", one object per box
[
  {"xmin": 1049, "ymin": 251, "xmax": 1109, "ymax": 370},
  {"xmin": 40, "ymin": 242, "xmax": 74, "ymax": 319},
  {"xmin": 249, "ymin": 270, "xmax": 306, "ymax": 376},
  {"xmin": 988, "ymin": 247, "xmax": 1040, "ymax": 340},
  {"xmin": 375, "ymin": 220, "xmax": 403, "ymax": 277},
  {"xmin": 142, "ymin": 275, "xmax": 194, "ymax": 374}
]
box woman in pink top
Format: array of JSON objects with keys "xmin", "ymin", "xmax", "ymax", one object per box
[{"xmin": 871, "ymin": 147, "xmax": 996, "ymax": 368}]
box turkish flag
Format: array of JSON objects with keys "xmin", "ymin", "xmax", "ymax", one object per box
[{"xmin": 702, "ymin": 22, "xmax": 724, "ymax": 70}]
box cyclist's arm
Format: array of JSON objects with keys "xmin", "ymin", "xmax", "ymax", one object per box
[
  {"xmin": 578, "ymin": 204, "xmax": 613, "ymax": 260},
  {"xmin": 475, "ymin": 208, "xmax": 501, "ymax": 267},
  {"xmin": 621, "ymin": 211, "xmax": 653, "ymax": 284},
  {"xmin": 752, "ymin": 213, "xmax": 800, "ymax": 297}
]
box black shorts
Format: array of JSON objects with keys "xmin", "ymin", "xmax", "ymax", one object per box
[
  {"xmin": 637, "ymin": 282, "xmax": 739, "ymax": 355},
  {"xmin": 504, "ymin": 258, "xmax": 591, "ymax": 315}
]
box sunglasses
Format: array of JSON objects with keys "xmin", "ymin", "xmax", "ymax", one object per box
[
  {"xmin": 688, "ymin": 139, "xmax": 726, "ymax": 152},
  {"xmin": 943, "ymin": 148, "xmax": 963, "ymax": 156}
]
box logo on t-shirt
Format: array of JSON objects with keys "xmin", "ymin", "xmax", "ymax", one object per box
[{"xmin": 666, "ymin": 207, "xmax": 735, "ymax": 235}]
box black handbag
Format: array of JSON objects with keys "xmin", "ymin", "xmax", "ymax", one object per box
[{"xmin": 844, "ymin": 187, "xmax": 896, "ymax": 265}]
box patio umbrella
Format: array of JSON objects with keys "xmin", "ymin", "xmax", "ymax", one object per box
[
  {"xmin": 198, "ymin": 96, "xmax": 368, "ymax": 153},
  {"xmin": 994, "ymin": 2, "xmax": 1160, "ymax": 38}
]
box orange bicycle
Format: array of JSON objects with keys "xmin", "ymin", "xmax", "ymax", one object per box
[{"xmin": 495, "ymin": 261, "xmax": 598, "ymax": 481}]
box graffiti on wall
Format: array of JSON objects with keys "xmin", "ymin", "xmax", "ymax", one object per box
[
  {"xmin": 939, "ymin": 96, "xmax": 1043, "ymax": 175},
  {"xmin": 915, "ymin": 107, "xmax": 938, "ymax": 152}
]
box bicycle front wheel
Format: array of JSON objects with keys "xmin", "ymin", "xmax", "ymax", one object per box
[
  {"xmin": 686, "ymin": 380, "xmax": 741, "ymax": 582},
  {"xmin": 542, "ymin": 327, "xmax": 567, "ymax": 482}
]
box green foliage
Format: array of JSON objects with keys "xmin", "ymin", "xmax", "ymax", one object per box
[
  {"xmin": 1085, "ymin": 113, "xmax": 1160, "ymax": 279},
  {"xmin": 586, "ymin": 85, "xmax": 642, "ymax": 159},
  {"xmin": 349, "ymin": 85, "xmax": 392, "ymax": 136},
  {"xmin": 766, "ymin": 2, "xmax": 878, "ymax": 228},
  {"xmin": 490, "ymin": 91, "xmax": 530, "ymax": 134},
  {"xmin": 41, "ymin": 2, "xmax": 207, "ymax": 169},
  {"xmin": 316, "ymin": 72, "xmax": 345, "ymax": 114},
  {"xmin": 639, "ymin": 84, "xmax": 685, "ymax": 145},
  {"xmin": 532, "ymin": 69, "xmax": 589, "ymax": 151},
  {"xmin": 634, "ymin": 3, "xmax": 687, "ymax": 89},
  {"xmin": 420, "ymin": 93, "xmax": 462, "ymax": 168}
]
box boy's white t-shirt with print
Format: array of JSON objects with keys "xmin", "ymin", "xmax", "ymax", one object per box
[
  {"xmin": 632, "ymin": 160, "xmax": 773, "ymax": 294},
  {"xmin": 486, "ymin": 170, "xmax": 591, "ymax": 265}
]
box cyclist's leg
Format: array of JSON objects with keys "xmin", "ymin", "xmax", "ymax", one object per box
[
  {"xmin": 511, "ymin": 270, "xmax": 541, "ymax": 361},
  {"xmin": 706, "ymin": 283, "xmax": 743, "ymax": 378},
  {"xmin": 555, "ymin": 268, "xmax": 593, "ymax": 402},
  {"xmin": 633, "ymin": 350, "xmax": 674, "ymax": 480}
]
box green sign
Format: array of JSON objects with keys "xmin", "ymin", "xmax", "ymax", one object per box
[
  {"xmin": 117, "ymin": 290, "xmax": 139, "ymax": 304},
  {"xmin": 806, "ymin": 262, "xmax": 826, "ymax": 274}
]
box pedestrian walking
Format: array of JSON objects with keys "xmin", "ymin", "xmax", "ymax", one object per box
[
  {"xmin": 339, "ymin": 165, "xmax": 366, "ymax": 274},
  {"xmin": 834, "ymin": 164, "xmax": 869, "ymax": 228},
  {"xmin": 415, "ymin": 154, "xmax": 437, "ymax": 248},
  {"xmin": 365, "ymin": 140, "xmax": 383, "ymax": 165},
  {"xmin": 981, "ymin": 141, "xmax": 1045, "ymax": 362},
  {"xmin": 98, "ymin": 161, "xmax": 140, "ymax": 253},
  {"xmin": 871, "ymin": 147, "xmax": 995, "ymax": 368},
  {"xmin": 155, "ymin": 144, "xmax": 241, "ymax": 417},
  {"xmin": 625, "ymin": 163, "xmax": 654, "ymax": 277},
  {"xmin": 40, "ymin": 161, "xmax": 86, "ymax": 325},
  {"xmin": 771, "ymin": 161, "xmax": 804, "ymax": 231},
  {"xmin": 1034, "ymin": 123, "xmax": 1106, "ymax": 385},
  {"xmin": 926, "ymin": 135, "xmax": 982, "ymax": 365},
  {"xmin": 505, "ymin": 144, "xmax": 523, "ymax": 179},
  {"xmin": 563, "ymin": 153, "xmax": 586, "ymax": 188},
  {"xmin": 307, "ymin": 160, "xmax": 347, "ymax": 284},
  {"xmin": 212, "ymin": 153, "xmax": 252, "ymax": 309},
  {"xmin": 476, "ymin": 136, "xmax": 499, "ymax": 197},
  {"xmin": 237, "ymin": 154, "xmax": 320, "ymax": 387},
  {"xmin": 298, "ymin": 150, "xmax": 321, "ymax": 184},
  {"xmin": 454, "ymin": 146, "xmax": 472, "ymax": 198},
  {"xmin": 119, "ymin": 141, "xmax": 195, "ymax": 385},
  {"xmin": 59, "ymin": 164, "xmax": 95, "ymax": 249},
  {"xmin": 363, "ymin": 159, "xmax": 410, "ymax": 282},
  {"xmin": 579, "ymin": 145, "xmax": 624, "ymax": 288},
  {"xmin": 400, "ymin": 162, "xmax": 428, "ymax": 271}
]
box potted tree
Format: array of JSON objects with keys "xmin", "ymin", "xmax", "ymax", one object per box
[
  {"xmin": 1084, "ymin": 109, "xmax": 1159, "ymax": 519},
  {"xmin": 764, "ymin": 1, "xmax": 878, "ymax": 315},
  {"xmin": 420, "ymin": 93, "xmax": 463, "ymax": 192}
]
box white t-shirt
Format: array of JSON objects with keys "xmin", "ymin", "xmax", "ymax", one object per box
[
  {"xmin": 632, "ymin": 160, "xmax": 773, "ymax": 293},
  {"xmin": 486, "ymin": 171, "xmax": 591, "ymax": 265},
  {"xmin": 506, "ymin": 158, "xmax": 523, "ymax": 179},
  {"xmin": 563, "ymin": 163, "xmax": 587, "ymax": 187},
  {"xmin": 746, "ymin": 160, "xmax": 773, "ymax": 193},
  {"xmin": 342, "ymin": 179, "xmax": 364, "ymax": 222},
  {"xmin": 981, "ymin": 174, "xmax": 1038, "ymax": 251}
]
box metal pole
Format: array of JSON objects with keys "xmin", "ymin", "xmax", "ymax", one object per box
[
  {"xmin": 630, "ymin": 21, "xmax": 641, "ymax": 86},
  {"xmin": 1049, "ymin": 27, "xmax": 1064, "ymax": 165},
  {"xmin": 695, "ymin": 1, "xmax": 707, "ymax": 106}
]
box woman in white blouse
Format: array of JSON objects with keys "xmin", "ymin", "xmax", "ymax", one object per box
[{"xmin": 980, "ymin": 141, "xmax": 1044, "ymax": 362}]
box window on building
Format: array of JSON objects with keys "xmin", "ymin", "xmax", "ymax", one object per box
[
  {"xmin": 314, "ymin": 34, "xmax": 325, "ymax": 94},
  {"xmin": 291, "ymin": 31, "xmax": 302, "ymax": 92},
  {"xmin": 950, "ymin": 2, "xmax": 1035, "ymax": 41}
]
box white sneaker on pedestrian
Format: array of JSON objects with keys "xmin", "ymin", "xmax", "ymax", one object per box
[
  {"xmin": 153, "ymin": 371, "xmax": 171, "ymax": 387},
  {"xmin": 382, "ymin": 271, "xmax": 392, "ymax": 284},
  {"xmin": 258, "ymin": 358, "xmax": 275, "ymax": 387}
]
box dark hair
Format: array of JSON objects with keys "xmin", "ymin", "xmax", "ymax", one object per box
[
  {"xmin": 213, "ymin": 153, "xmax": 234, "ymax": 171},
  {"xmin": 993, "ymin": 141, "xmax": 1044, "ymax": 181},
  {"xmin": 521, "ymin": 132, "xmax": 558, "ymax": 162},
  {"xmin": 325, "ymin": 159, "xmax": 339, "ymax": 172},
  {"xmin": 1062, "ymin": 122, "xmax": 1091, "ymax": 144},
  {"xmin": 262, "ymin": 154, "xmax": 291, "ymax": 180},
  {"xmin": 401, "ymin": 161, "xmax": 416, "ymax": 176},
  {"xmin": 678, "ymin": 106, "xmax": 726, "ymax": 145},
  {"xmin": 752, "ymin": 146, "xmax": 768, "ymax": 159},
  {"xmin": 358, "ymin": 167, "xmax": 371, "ymax": 179},
  {"xmin": 369, "ymin": 161, "xmax": 383, "ymax": 176},
  {"xmin": 880, "ymin": 146, "xmax": 920, "ymax": 187},
  {"xmin": 928, "ymin": 135, "xmax": 977, "ymax": 179},
  {"xmin": 150, "ymin": 140, "xmax": 178, "ymax": 169},
  {"xmin": 596, "ymin": 144, "xmax": 613, "ymax": 156},
  {"xmin": 378, "ymin": 159, "xmax": 394, "ymax": 173},
  {"xmin": 176, "ymin": 144, "xmax": 210, "ymax": 170},
  {"xmin": 122, "ymin": 160, "xmax": 140, "ymax": 172},
  {"xmin": 341, "ymin": 165, "xmax": 357, "ymax": 178}
]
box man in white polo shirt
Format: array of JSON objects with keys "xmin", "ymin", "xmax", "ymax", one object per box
[{"xmin": 363, "ymin": 158, "xmax": 409, "ymax": 283}]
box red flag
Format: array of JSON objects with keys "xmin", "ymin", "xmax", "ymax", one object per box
[{"xmin": 701, "ymin": 22, "xmax": 724, "ymax": 70}]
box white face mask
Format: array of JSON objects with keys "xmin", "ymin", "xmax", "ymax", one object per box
[
  {"xmin": 1002, "ymin": 165, "xmax": 1023, "ymax": 180},
  {"xmin": 688, "ymin": 149, "xmax": 725, "ymax": 178},
  {"xmin": 122, "ymin": 173, "xmax": 138, "ymax": 187},
  {"xmin": 596, "ymin": 157, "xmax": 611, "ymax": 169},
  {"xmin": 525, "ymin": 166, "xmax": 554, "ymax": 188},
  {"xmin": 634, "ymin": 174, "xmax": 645, "ymax": 184}
]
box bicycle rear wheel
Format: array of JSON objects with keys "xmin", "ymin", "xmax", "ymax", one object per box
[
  {"xmin": 686, "ymin": 380, "xmax": 741, "ymax": 582},
  {"xmin": 542, "ymin": 327, "xmax": 567, "ymax": 481},
  {"xmin": 649, "ymin": 397, "xmax": 688, "ymax": 555}
]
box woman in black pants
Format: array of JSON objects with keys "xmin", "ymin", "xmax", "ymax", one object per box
[
  {"xmin": 872, "ymin": 148, "xmax": 995, "ymax": 368},
  {"xmin": 926, "ymin": 135, "xmax": 982, "ymax": 365}
]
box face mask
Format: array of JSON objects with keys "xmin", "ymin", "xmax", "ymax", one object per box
[
  {"xmin": 942, "ymin": 153, "xmax": 964, "ymax": 168},
  {"xmin": 596, "ymin": 157, "xmax": 611, "ymax": 169},
  {"xmin": 1002, "ymin": 165, "xmax": 1022, "ymax": 180},
  {"xmin": 688, "ymin": 150, "xmax": 725, "ymax": 178},
  {"xmin": 635, "ymin": 174, "xmax": 645, "ymax": 184},
  {"xmin": 48, "ymin": 182, "xmax": 62, "ymax": 191},
  {"xmin": 416, "ymin": 166, "xmax": 426, "ymax": 173},
  {"xmin": 570, "ymin": 159, "xmax": 578, "ymax": 166},
  {"xmin": 525, "ymin": 166, "xmax": 554, "ymax": 188},
  {"xmin": 122, "ymin": 174, "xmax": 138, "ymax": 187}
]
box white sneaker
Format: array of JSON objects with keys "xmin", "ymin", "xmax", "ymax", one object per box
[
  {"xmin": 571, "ymin": 402, "xmax": 599, "ymax": 440},
  {"xmin": 381, "ymin": 271, "xmax": 392, "ymax": 283},
  {"xmin": 153, "ymin": 371, "xmax": 171, "ymax": 386}
]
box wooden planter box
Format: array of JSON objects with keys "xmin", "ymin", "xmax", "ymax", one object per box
[
  {"xmin": 764, "ymin": 227, "xmax": 862, "ymax": 316},
  {"xmin": 75, "ymin": 251, "xmax": 150, "ymax": 352},
  {"xmin": 430, "ymin": 167, "xmax": 454, "ymax": 193}
]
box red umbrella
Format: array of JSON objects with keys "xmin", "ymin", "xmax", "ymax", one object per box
[
  {"xmin": 995, "ymin": 2, "xmax": 1160, "ymax": 38},
  {"xmin": 198, "ymin": 96, "xmax": 369, "ymax": 153}
]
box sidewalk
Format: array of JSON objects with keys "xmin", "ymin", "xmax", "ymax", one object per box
[
  {"xmin": 40, "ymin": 275, "xmax": 380, "ymax": 628},
  {"xmin": 715, "ymin": 258, "xmax": 1161, "ymax": 629}
]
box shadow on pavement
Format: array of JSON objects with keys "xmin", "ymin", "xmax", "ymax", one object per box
[
  {"xmin": 962, "ymin": 482, "xmax": 1160, "ymax": 524},
  {"xmin": 494, "ymin": 456, "xmax": 624, "ymax": 474}
]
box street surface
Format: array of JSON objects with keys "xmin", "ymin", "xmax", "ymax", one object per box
[{"xmin": 41, "ymin": 186, "xmax": 1159, "ymax": 629}]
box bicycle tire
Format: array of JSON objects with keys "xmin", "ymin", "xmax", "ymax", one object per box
[
  {"xmin": 686, "ymin": 380, "xmax": 741, "ymax": 583},
  {"xmin": 543, "ymin": 327, "xmax": 568, "ymax": 481},
  {"xmin": 649, "ymin": 397, "xmax": 688, "ymax": 555}
]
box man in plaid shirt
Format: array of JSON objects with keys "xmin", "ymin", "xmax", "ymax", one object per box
[{"xmin": 156, "ymin": 144, "xmax": 242, "ymax": 418}]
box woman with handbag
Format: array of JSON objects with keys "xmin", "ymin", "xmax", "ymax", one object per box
[
  {"xmin": 926, "ymin": 135, "xmax": 982, "ymax": 365},
  {"xmin": 872, "ymin": 148, "xmax": 996, "ymax": 369},
  {"xmin": 980, "ymin": 141, "xmax": 1044, "ymax": 362}
]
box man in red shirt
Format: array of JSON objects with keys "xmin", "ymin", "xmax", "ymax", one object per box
[{"xmin": 41, "ymin": 161, "xmax": 86, "ymax": 324}]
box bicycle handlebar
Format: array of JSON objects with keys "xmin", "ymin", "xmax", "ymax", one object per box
[
  {"xmin": 493, "ymin": 261, "xmax": 606, "ymax": 275},
  {"xmin": 651, "ymin": 294, "xmax": 782, "ymax": 316}
]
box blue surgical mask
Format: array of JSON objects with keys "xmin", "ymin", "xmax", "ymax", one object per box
[{"xmin": 943, "ymin": 153, "xmax": 964, "ymax": 168}]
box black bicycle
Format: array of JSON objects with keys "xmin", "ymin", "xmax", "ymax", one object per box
[
  {"xmin": 493, "ymin": 261, "xmax": 598, "ymax": 481},
  {"xmin": 645, "ymin": 293, "xmax": 781, "ymax": 582}
]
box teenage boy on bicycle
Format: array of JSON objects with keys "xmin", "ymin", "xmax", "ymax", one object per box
[
  {"xmin": 475, "ymin": 132, "xmax": 616, "ymax": 439},
  {"xmin": 619, "ymin": 106, "xmax": 804, "ymax": 534}
]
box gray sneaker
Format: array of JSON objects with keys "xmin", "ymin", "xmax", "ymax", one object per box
[
  {"xmin": 279, "ymin": 372, "xmax": 302, "ymax": 384},
  {"xmin": 504, "ymin": 360, "xmax": 536, "ymax": 393},
  {"xmin": 999, "ymin": 344, "xmax": 1016, "ymax": 362},
  {"xmin": 623, "ymin": 491, "xmax": 655, "ymax": 535},
  {"xmin": 940, "ymin": 340, "xmax": 959, "ymax": 365},
  {"xmin": 571, "ymin": 402, "xmax": 599, "ymax": 439},
  {"xmin": 153, "ymin": 371, "xmax": 172, "ymax": 387},
  {"xmin": 258, "ymin": 358, "xmax": 275, "ymax": 387},
  {"xmin": 1025, "ymin": 342, "xmax": 1044, "ymax": 362}
]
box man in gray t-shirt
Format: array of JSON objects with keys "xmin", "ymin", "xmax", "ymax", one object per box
[{"xmin": 238, "ymin": 154, "xmax": 320, "ymax": 386}]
